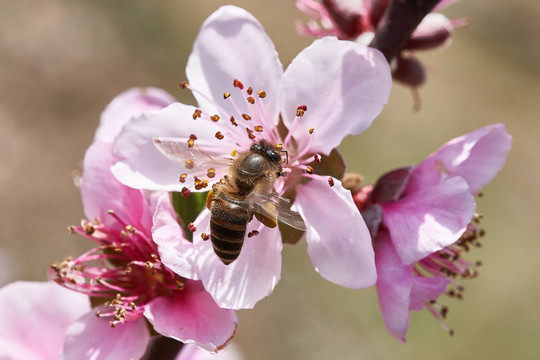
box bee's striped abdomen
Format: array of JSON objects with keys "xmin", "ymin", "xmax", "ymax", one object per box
[{"xmin": 210, "ymin": 200, "xmax": 249, "ymax": 265}]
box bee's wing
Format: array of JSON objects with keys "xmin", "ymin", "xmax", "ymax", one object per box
[
  {"xmin": 153, "ymin": 137, "xmax": 232, "ymax": 179},
  {"xmin": 246, "ymin": 191, "xmax": 307, "ymax": 231}
]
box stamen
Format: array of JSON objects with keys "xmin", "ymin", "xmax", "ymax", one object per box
[
  {"xmin": 328, "ymin": 177, "xmax": 334, "ymax": 187},
  {"xmin": 201, "ymin": 233, "xmax": 210, "ymax": 241},
  {"xmin": 188, "ymin": 223, "xmax": 197, "ymax": 232},
  {"xmin": 211, "ymin": 114, "xmax": 220, "ymax": 122},
  {"xmin": 185, "ymin": 159, "xmax": 195, "ymax": 169},
  {"xmin": 192, "ymin": 109, "xmax": 202, "ymax": 120},
  {"xmin": 246, "ymin": 128, "xmax": 256, "ymax": 140},
  {"xmin": 257, "ymin": 90, "xmax": 266, "ymax": 98},
  {"xmin": 223, "ymin": 92, "xmax": 231, "ymax": 99},
  {"xmin": 242, "ymin": 114, "xmax": 252, "ymax": 121},
  {"xmin": 254, "ymin": 125, "xmax": 263, "ymax": 132},
  {"xmin": 207, "ymin": 168, "xmax": 216, "ymax": 178},
  {"xmin": 233, "ymin": 79, "xmax": 244, "ymax": 89},
  {"xmin": 305, "ymin": 166, "xmax": 314, "ymax": 174},
  {"xmin": 296, "ymin": 105, "xmax": 307, "ymax": 117},
  {"xmin": 179, "ymin": 173, "xmax": 187, "ymax": 183},
  {"xmin": 313, "ymin": 153, "xmax": 321, "ymax": 163},
  {"xmin": 215, "ymin": 131, "xmax": 225, "ymax": 140},
  {"xmin": 181, "ymin": 187, "xmax": 191, "ymax": 197},
  {"xmin": 309, "ymin": 127, "xmax": 314, "ymax": 134},
  {"xmin": 247, "ymin": 97, "xmax": 255, "ymax": 104},
  {"xmin": 179, "ymin": 81, "xmax": 189, "ymax": 89},
  {"xmin": 230, "ymin": 116, "xmax": 238, "ymax": 126},
  {"xmin": 247, "ymin": 87, "xmax": 253, "ymax": 95}
]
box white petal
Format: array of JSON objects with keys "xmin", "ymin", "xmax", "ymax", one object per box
[
  {"xmin": 186, "ymin": 5, "xmax": 283, "ymax": 121},
  {"xmin": 295, "ymin": 175, "xmax": 377, "ymax": 288},
  {"xmin": 281, "ymin": 37, "xmax": 392, "ymax": 155},
  {"xmin": 111, "ymin": 103, "xmax": 232, "ymax": 192}
]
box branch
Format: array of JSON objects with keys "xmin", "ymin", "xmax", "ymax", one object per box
[{"xmin": 369, "ymin": 0, "xmax": 440, "ymax": 62}]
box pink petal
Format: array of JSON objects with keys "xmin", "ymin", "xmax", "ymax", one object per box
[
  {"xmin": 81, "ymin": 140, "xmax": 151, "ymax": 232},
  {"xmin": 406, "ymin": 13, "xmax": 453, "ymax": 51},
  {"xmin": 409, "ymin": 276, "xmax": 450, "ymax": 311},
  {"xmin": 192, "ymin": 210, "xmax": 282, "ymax": 309},
  {"xmin": 95, "ymin": 87, "xmax": 175, "ymax": 143},
  {"xmin": 374, "ymin": 232, "xmax": 413, "ymax": 343},
  {"xmin": 152, "ymin": 193, "xmax": 198, "ymax": 280},
  {"xmin": 111, "ymin": 103, "xmax": 229, "ymax": 192},
  {"xmin": 61, "ymin": 312, "xmax": 149, "ymax": 360},
  {"xmin": 186, "ymin": 5, "xmax": 282, "ymax": 121},
  {"xmin": 295, "ymin": 175, "xmax": 377, "ymax": 288},
  {"xmin": 144, "ymin": 281, "xmax": 237, "ymax": 353},
  {"xmin": 408, "ymin": 123, "xmax": 512, "ymax": 194},
  {"xmin": 382, "ymin": 176, "xmax": 476, "ymax": 264},
  {"xmin": 0, "ymin": 281, "xmax": 90, "ymax": 360},
  {"xmin": 280, "ymin": 37, "xmax": 392, "ymax": 155},
  {"xmin": 175, "ymin": 343, "xmax": 245, "ymax": 360}
]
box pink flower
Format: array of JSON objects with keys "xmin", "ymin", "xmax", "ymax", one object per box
[
  {"xmin": 48, "ymin": 89, "xmax": 237, "ymax": 357},
  {"xmin": 0, "ymin": 281, "xmax": 90, "ymax": 360},
  {"xmin": 354, "ymin": 123, "xmax": 511, "ymax": 341},
  {"xmin": 296, "ymin": 0, "xmax": 465, "ymax": 90},
  {"xmin": 110, "ymin": 5, "xmax": 392, "ymax": 309}
]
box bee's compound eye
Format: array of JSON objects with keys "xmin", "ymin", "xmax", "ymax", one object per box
[{"xmin": 267, "ymin": 149, "xmax": 282, "ymax": 163}]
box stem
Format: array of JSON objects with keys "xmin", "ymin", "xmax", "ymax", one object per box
[{"xmin": 369, "ymin": 0, "xmax": 440, "ymax": 62}]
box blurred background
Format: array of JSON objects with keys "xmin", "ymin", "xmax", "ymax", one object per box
[{"xmin": 1, "ymin": 0, "xmax": 538, "ymax": 359}]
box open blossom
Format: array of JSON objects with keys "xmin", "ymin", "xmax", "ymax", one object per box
[
  {"xmin": 110, "ymin": 5, "xmax": 392, "ymax": 309},
  {"xmin": 296, "ymin": 0, "xmax": 465, "ymax": 90},
  {"xmin": 352, "ymin": 123, "xmax": 511, "ymax": 341},
  {"xmin": 47, "ymin": 89, "xmax": 237, "ymax": 358}
]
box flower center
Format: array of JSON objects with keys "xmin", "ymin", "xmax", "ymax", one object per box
[
  {"xmin": 177, "ymin": 79, "xmax": 325, "ymax": 193},
  {"xmin": 51, "ymin": 211, "xmax": 185, "ymax": 327},
  {"xmin": 415, "ymin": 214, "xmax": 485, "ymax": 335}
]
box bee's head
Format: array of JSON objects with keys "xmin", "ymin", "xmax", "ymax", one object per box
[{"xmin": 250, "ymin": 140, "xmax": 282, "ymax": 164}]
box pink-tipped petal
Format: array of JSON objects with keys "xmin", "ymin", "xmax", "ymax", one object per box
[
  {"xmin": 144, "ymin": 281, "xmax": 237, "ymax": 353},
  {"xmin": 111, "ymin": 103, "xmax": 228, "ymax": 192},
  {"xmin": 382, "ymin": 176, "xmax": 476, "ymax": 264},
  {"xmin": 152, "ymin": 193, "xmax": 198, "ymax": 280},
  {"xmin": 408, "ymin": 123, "xmax": 512, "ymax": 194},
  {"xmin": 374, "ymin": 232, "xmax": 413, "ymax": 343},
  {"xmin": 0, "ymin": 282, "xmax": 90, "ymax": 360},
  {"xmin": 61, "ymin": 313, "xmax": 149, "ymax": 360},
  {"xmin": 186, "ymin": 5, "xmax": 282, "ymax": 121},
  {"xmin": 295, "ymin": 175, "xmax": 377, "ymax": 288},
  {"xmin": 192, "ymin": 210, "xmax": 282, "ymax": 310},
  {"xmin": 95, "ymin": 87, "xmax": 175, "ymax": 143},
  {"xmin": 281, "ymin": 37, "xmax": 392, "ymax": 155},
  {"xmin": 81, "ymin": 140, "xmax": 151, "ymax": 232}
]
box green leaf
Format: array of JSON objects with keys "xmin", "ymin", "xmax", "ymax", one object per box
[{"xmin": 171, "ymin": 191, "xmax": 209, "ymax": 241}]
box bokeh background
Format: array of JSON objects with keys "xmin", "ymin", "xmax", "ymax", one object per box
[{"xmin": 1, "ymin": 1, "xmax": 539, "ymax": 359}]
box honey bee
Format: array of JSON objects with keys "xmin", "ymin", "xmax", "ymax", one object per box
[{"xmin": 153, "ymin": 138, "xmax": 306, "ymax": 265}]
